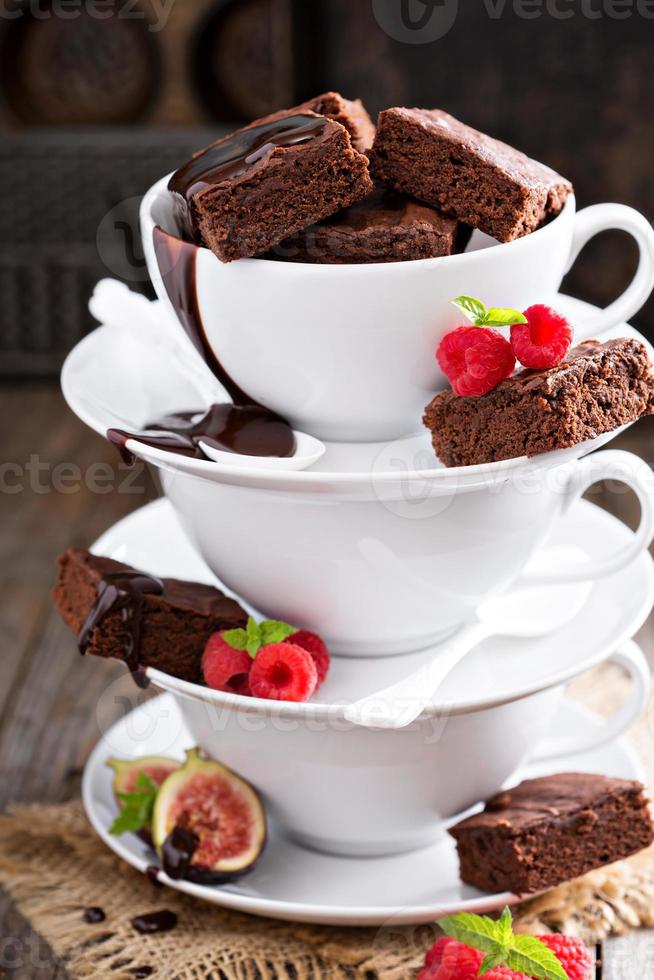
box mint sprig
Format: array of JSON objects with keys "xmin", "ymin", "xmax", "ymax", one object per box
[
  {"xmin": 438, "ymin": 907, "xmax": 568, "ymax": 980},
  {"xmin": 452, "ymin": 295, "xmax": 528, "ymax": 328},
  {"xmin": 110, "ymin": 772, "xmax": 159, "ymax": 836},
  {"xmin": 222, "ymin": 616, "xmax": 298, "ymax": 659}
]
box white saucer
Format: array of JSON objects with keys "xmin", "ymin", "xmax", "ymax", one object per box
[
  {"xmin": 83, "ymin": 692, "xmax": 644, "ymax": 926},
  {"xmin": 92, "ymin": 497, "xmax": 654, "ymax": 714},
  {"xmin": 62, "ymin": 293, "xmax": 654, "ymax": 488}
]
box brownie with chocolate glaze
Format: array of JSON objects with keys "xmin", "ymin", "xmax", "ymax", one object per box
[
  {"xmin": 424, "ymin": 338, "xmax": 654, "ymax": 467},
  {"xmin": 169, "ymin": 104, "xmax": 373, "ymax": 262},
  {"xmin": 271, "ymin": 187, "xmax": 470, "ymax": 264},
  {"xmin": 294, "ymin": 91, "xmax": 375, "ymax": 152},
  {"xmin": 53, "ymin": 548, "xmax": 247, "ymax": 683},
  {"xmin": 369, "ymin": 107, "xmax": 572, "ymax": 242},
  {"xmin": 449, "ymin": 773, "xmax": 654, "ymax": 895}
]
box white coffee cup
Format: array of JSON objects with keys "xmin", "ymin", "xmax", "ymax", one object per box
[
  {"xmin": 148, "ymin": 642, "xmax": 649, "ymax": 857},
  {"xmin": 142, "ymin": 178, "xmax": 654, "ymax": 442},
  {"xmin": 158, "ymin": 448, "xmax": 654, "ymax": 656}
]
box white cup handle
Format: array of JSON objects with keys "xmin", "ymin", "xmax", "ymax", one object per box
[
  {"xmin": 524, "ymin": 450, "xmax": 654, "ymax": 585},
  {"xmin": 567, "ymin": 203, "xmax": 654, "ymax": 335},
  {"xmin": 530, "ymin": 640, "xmax": 650, "ymax": 762}
]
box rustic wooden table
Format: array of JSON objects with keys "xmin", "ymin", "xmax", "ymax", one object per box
[{"xmin": 1, "ymin": 383, "xmax": 654, "ymax": 978}]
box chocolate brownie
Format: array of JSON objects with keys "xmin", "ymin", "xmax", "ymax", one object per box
[
  {"xmin": 424, "ymin": 338, "xmax": 654, "ymax": 467},
  {"xmin": 270, "ymin": 187, "xmax": 470, "ymax": 264},
  {"xmin": 369, "ymin": 108, "xmax": 572, "ymax": 242},
  {"xmin": 449, "ymin": 773, "xmax": 654, "ymax": 895},
  {"xmin": 169, "ymin": 108, "xmax": 373, "ymax": 262},
  {"xmin": 53, "ymin": 548, "xmax": 246, "ymax": 684},
  {"xmin": 293, "ymin": 91, "xmax": 375, "ymax": 152}
]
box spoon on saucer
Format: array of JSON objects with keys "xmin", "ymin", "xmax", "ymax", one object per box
[
  {"xmin": 344, "ymin": 563, "xmax": 592, "ymax": 730},
  {"xmin": 198, "ymin": 431, "xmax": 325, "ymax": 470},
  {"xmin": 87, "ymin": 281, "xmax": 327, "ymax": 472}
]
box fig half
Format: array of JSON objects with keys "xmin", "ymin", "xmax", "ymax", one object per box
[
  {"xmin": 152, "ymin": 747, "xmax": 267, "ymax": 884},
  {"xmin": 107, "ymin": 755, "xmax": 180, "ymax": 843}
]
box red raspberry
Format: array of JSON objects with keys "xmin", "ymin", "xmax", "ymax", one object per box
[
  {"xmin": 537, "ymin": 934, "xmax": 594, "ymax": 980},
  {"xmin": 291, "ymin": 630, "xmax": 330, "ymax": 687},
  {"xmin": 510, "ymin": 304, "xmax": 573, "ymax": 369},
  {"xmin": 249, "ymin": 642, "xmax": 318, "ymax": 702},
  {"xmin": 202, "ymin": 634, "xmax": 251, "ymax": 695},
  {"xmin": 418, "ymin": 937, "xmax": 483, "ymax": 979},
  {"xmin": 484, "ymin": 971, "xmax": 529, "ymax": 979},
  {"xmin": 436, "ymin": 326, "xmax": 516, "ymax": 397}
]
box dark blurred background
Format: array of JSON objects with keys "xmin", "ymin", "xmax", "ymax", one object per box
[{"xmin": 0, "ymin": 0, "xmax": 652, "ymax": 375}]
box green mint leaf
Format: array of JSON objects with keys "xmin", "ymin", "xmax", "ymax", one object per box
[
  {"xmin": 451, "ymin": 295, "xmax": 488, "ymax": 326},
  {"xmin": 507, "ymin": 936, "xmax": 568, "ymax": 980},
  {"xmin": 135, "ymin": 774, "xmax": 156, "ymax": 793},
  {"xmin": 110, "ymin": 773, "xmax": 158, "ymax": 836},
  {"xmin": 222, "ymin": 627, "xmax": 248, "ymax": 652},
  {"xmin": 259, "ymin": 620, "xmax": 298, "ymax": 646},
  {"xmin": 438, "ymin": 912, "xmax": 502, "ymax": 954},
  {"xmin": 478, "ymin": 948, "xmax": 510, "ymax": 975},
  {"xmin": 497, "ymin": 906, "xmax": 513, "ymax": 946},
  {"xmin": 484, "ymin": 307, "xmax": 528, "ymax": 327},
  {"xmin": 245, "ymin": 616, "xmax": 263, "ymax": 658}
]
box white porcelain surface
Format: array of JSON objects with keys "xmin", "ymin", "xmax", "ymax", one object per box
[
  {"xmin": 142, "ymin": 179, "xmax": 654, "ymax": 441},
  {"xmin": 158, "ymin": 445, "xmax": 654, "ymax": 655},
  {"xmin": 90, "ymin": 500, "xmax": 652, "ymax": 857},
  {"xmin": 92, "ymin": 497, "xmax": 654, "ymax": 714},
  {"xmin": 83, "ymin": 693, "xmax": 645, "ymax": 925}
]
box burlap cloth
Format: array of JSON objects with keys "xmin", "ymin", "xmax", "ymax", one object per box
[{"xmin": 2, "ymin": 662, "xmax": 654, "ymax": 978}]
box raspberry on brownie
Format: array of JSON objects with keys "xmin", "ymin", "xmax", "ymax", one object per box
[
  {"xmin": 271, "ymin": 187, "xmax": 470, "ymax": 264},
  {"xmin": 169, "ymin": 104, "xmax": 373, "ymax": 262},
  {"xmin": 369, "ymin": 107, "xmax": 572, "ymax": 243},
  {"xmin": 449, "ymin": 772, "xmax": 654, "ymax": 895},
  {"xmin": 424, "ymin": 337, "xmax": 654, "ymax": 466}
]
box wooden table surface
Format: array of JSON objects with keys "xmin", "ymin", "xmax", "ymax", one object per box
[{"xmin": 2, "ymin": 382, "xmax": 654, "ymax": 978}]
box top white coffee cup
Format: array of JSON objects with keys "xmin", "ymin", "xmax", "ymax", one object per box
[{"xmin": 141, "ymin": 178, "xmax": 654, "ymax": 443}]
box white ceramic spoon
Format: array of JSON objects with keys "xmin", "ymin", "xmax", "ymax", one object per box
[
  {"xmin": 89, "ymin": 280, "xmax": 326, "ymax": 472},
  {"xmin": 198, "ymin": 433, "xmax": 325, "ymax": 470},
  {"xmin": 344, "ymin": 573, "xmax": 593, "ymax": 729}
]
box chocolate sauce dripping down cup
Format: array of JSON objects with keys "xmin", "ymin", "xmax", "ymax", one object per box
[{"xmin": 103, "ymin": 229, "xmax": 325, "ymax": 470}]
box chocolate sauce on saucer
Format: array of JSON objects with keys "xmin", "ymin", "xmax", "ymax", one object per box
[
  {"xmin": 115, "ymin": 226, "xmax": 296, "ymax": 464},
  {"xmin": 107, "ymin": 402, "xmax": 295, "ymax": 467},
  {"xmin": 83, "ymin": 906, "xmax": 106, "ymax": 923},
  {"xmin": 131, "ymin": 910, "xmax": 178, "ymax": 935},
  {"xmin": 78, "ymin": 566, "xmax": 164, "ymax": 688},
  {"xmin": 145, "ymin": 865, "xmax": 163, "ymax": 887},
  {"xmin": 161, "ymin": 825, "xmax": 199, "ymax": 880}
]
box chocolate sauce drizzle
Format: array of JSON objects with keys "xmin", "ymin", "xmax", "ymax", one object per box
[
  {"xmin": 78, "ymin": 566, "xmax": 164, "ymax": 688},
  {"xmin": 161, "ymin": 825, "xmax": 199, "ymax": 880},
  {"xmin": 145, "ymin": 864, "xmax": 163, "ymax": 887},
  {"xmin": 108, "ymin": 118, "xmax": 323, "ymax": 464},
  {"xmin": 168, "ymin": 113, "xmax": 327, "ymax": 237},
  {"xmin": 107, "ymin": 224, "xmax": 296, "ymax": 464},
  {"xmin": 107, "ymin": 402, "xmax": 295, "ymax": 467},
  {"xmin": 131, "ymin": 910, "xmax": 178, "ymax": 935}
]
